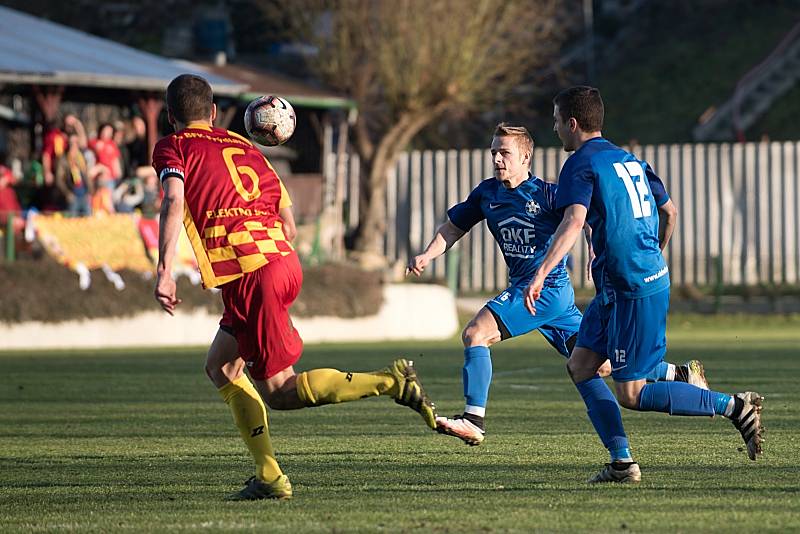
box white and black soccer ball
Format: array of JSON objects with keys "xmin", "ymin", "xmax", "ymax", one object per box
[{"xmin": 244, "ymin": 95, "xmax": 296, "ymax": 146}]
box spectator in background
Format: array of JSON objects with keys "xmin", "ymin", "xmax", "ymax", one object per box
[
  {"xmin": 0, "ymin": 157, "xmax": 25, "ymax": 235},
  {"xmin": 55, "ymin": 133, "xmax": 93, "ymax": 216},
  {"xmin": 42, "ymin": 114, "xmax": 88, "ymax": 186},
  {"xmin": 112, "ymin": 174, "xmax": 144, "ymax": 213},
  {"xmin": 65, "ymin": 114, "xmax": 88, "ymax": 150},
  {"xmin": 89, "ymin": 123, "xmax": 123, "ymax": 181},
  {"xmin": 114, "ymin": 120, "xmax": 129, "ymax": 175},
  {"xmin": 89, "ymin": 163, "xmax": 116, "ymax": 214},
  {"xmin": 126, "ymin": 116, "xmax": 149, "ymax": 175},
  {"xmin": 41, "ymin": 119, "xmax": 66, "ymax": 186},
  {"xmin": 113, "ymin": 120, "xmax": 126, "ymax": 146},
  {"xmin": 30, "ymin": 152, "xmax": 64, "ymax": 212},
  {"xmin": 138, "ymin": 166, "xmax": 161, "ymax": 218}
]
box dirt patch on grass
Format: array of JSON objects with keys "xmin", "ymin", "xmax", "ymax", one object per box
[{"xmin": 0, "ymin": 258, "xmax": 382, "ymax": 323}]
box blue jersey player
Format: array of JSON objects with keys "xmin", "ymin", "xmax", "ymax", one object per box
[
  {"xmin": 408, "ymin": 123, "xmax": 703, "ymax": 447},
  {"xmin": 526, "ymin": 87, "xmax": 764, "ymax": 483}
]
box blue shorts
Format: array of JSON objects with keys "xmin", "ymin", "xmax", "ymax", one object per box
[
  {"xmin": 485, "ymin": 282, "xmax": 582, "ymax": 356},
  {"xmin": 576, "ymin": 288, "xmax": 669, "ymax": 381}
]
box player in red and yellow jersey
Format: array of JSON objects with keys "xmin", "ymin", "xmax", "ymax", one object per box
[{"xmin": 153, "ymin": 74, "xmax": 437, "ymax": 501}]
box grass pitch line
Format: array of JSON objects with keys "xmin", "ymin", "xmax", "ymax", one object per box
[{"xmin": 492, "ymin": 367, "xmax": 544, "ymax": 377}]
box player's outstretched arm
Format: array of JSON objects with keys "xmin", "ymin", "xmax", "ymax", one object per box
[
  {"xmin": 155, "ymin": 177, "xmax": 185, "ymax": 315},
  {"xmin": 406, "ymin": 219, "xmax": 466, "ymax": 276},
  {"xmin": 525, "ymin": 204, "xmax": 587, "ymax": 313},
  {"xmin": 657, "ymin": 199, "xmax": 677, "ymax": 251}
]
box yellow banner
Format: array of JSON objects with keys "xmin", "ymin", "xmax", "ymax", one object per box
[{"xmin": 33, "ymin": 213, "xmax": 160, "ymax": 272}]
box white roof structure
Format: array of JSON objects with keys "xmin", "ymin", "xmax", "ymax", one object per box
[{"xmin": 0, "ymin": 6, "xmax": 248, "ymax": 95}]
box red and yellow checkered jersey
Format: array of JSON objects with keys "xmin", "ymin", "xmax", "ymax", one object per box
[{"xmin": 152, "ymin": 122, "xmax": 294, "ymax": 288}]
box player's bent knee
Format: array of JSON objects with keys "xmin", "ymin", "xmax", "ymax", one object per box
[
  {"xmin": 614, "ymin": 382, "xmax": 645, "ymax": 410},
  {"xmin": 461, "ymin": 330, "xmax": 477, "ymax": 347},
  {"xmin": 262, "ymin": 390, "xmax": 288, "ymax": 410},
  {"xmin": 566, "ymin": 360, "xmax": 578, "ymax": 382},
  {"xmin": 462, "ymin": 325, "xmax": 498, "ymax": 347},
  {"xmin": 205, "ymin": 359, "xmax": 245, "ymax": 388},
  {"xmin": 461, "ymin": 327, "xmax": 472, "ymax": 347},
  {"xmin": 566, "ymin": 357, "xmax": 595, "ymax": 383},
  {"xmin": 258, "ymin": 370, "xmax": 303, "ymax": 410},
  {"xmin": 617, "ymin": 394, "xmax": 640, "ymax": 410},
  {"xmin": 262, "ymin": 388, "xmax": 303, "ymax": 411},
  {"xmin": 461, "ymin": 323, "xmax": 482, "ymax": 346}
]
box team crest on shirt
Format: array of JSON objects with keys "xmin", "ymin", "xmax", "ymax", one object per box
[{"xmin": 526, "ymin": 199, "xmax": 541, "ymax": 215}]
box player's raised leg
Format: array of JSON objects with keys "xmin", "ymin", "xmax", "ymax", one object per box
[
  {"xmin": 436, "ymin": 282, "xmax": 583, "ymax": 446},
  {"xmin": 292, "ymin": 358, "xmax": 437, "ymax": 429},
  {"xmin": 521, "ymin": 282, "xmax": 698, "ymax": 391},
  {"xmin": 622, "ymin": 380, "xmax": 764, "ymax": 460},
  {"xmin": 435, "ymin": 306, "xmax": 501, "ymax": 445},
  {"xmin": 231, "ymin": 253, "xmax": 437, "ymax": 429},
  {"xmin": 254, "ymin": 357, "xmax": 437, "ymax": 429},
  {"xmin": 610, "ymin": 289, "xmax": 764, "ymax": 461}
]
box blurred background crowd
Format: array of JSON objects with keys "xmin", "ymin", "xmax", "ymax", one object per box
[{"xmin": 1, "ymin": 113, "xmax": 161, "ymax": 220}]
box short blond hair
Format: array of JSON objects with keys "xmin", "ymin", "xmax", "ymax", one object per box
[{"xmin": 493, "ymin": 122, "xmax": 534, "ymax": 158}]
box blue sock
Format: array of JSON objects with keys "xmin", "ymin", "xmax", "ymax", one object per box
[
  {"xmin": 575, "ymin": 376, "xmax": 631, "ymax": 462},
  {"xmin": 713, "ymin": 392, "xmax": 733, "ymax": 416},
  {"xmin": 610, "ymin": 447, "xmax": 632, "ymax": 462},
  {"xmin": 636, "ymin": 382, "xmax": 721, "ymax": 416},
  {"xmin": 644, "ymin": 361, "xmax": 670, "ymax": 382},
  {"xmin": 463, "ymin": 346, "xmax": 492, "ymax": 408}
]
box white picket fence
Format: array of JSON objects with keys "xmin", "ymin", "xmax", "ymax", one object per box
[{"xmin": 326, "ymin": 141, "xmax": 800, "ymax": 292}]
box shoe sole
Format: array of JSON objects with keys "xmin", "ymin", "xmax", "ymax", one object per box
[
  {"xmin": 225, "ymin": 475, "xmax": 293, "ymax": 501},
  {"xmin": 226, "ymin": 492, "xmax": 293, "ymax": 501},
  {"xmin": 588, "ymin": 474, "xmax": 642, "ymax": 484},
  {"xmin": 435, "ymin": 419, "xmax": 485, "ymax": 446}
]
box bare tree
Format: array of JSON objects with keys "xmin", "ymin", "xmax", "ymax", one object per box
[{"xmin": 278, "ymin": 0, "xmax": 563, "ymax": 259}]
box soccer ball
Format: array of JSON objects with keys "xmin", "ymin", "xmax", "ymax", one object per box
[{"xmin": 244, "ymin": 95, "xmax": 296, "ymax": 146}]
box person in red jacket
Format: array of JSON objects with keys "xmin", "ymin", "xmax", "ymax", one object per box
[
  {"xmin": 0, "ymin": 160, "xmax": 24, "ymax": 235},
  {"xmin": 89, "ymin": 123, "xmax": 123, "ymax": 181}
]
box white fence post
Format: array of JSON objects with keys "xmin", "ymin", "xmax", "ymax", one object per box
[{"xmin": 331, "ymin": 141, "xmax": 800, "ymax": 293}]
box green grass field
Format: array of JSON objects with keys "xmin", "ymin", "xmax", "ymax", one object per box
[{"xmin": 1, "ymin": 314, "xmax": 798, "ymax": 532}]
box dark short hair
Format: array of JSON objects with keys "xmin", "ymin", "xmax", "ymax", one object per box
[
  {"xmin": 493, "ymin": 122, "xmax": 534, "ymax": 156},
  {"xmin": 98, "ymin": 122, "xmax": 115, "ymax": 135},
  {"xmin": 553, "ymin": 86, "xmax": 604, "ymax": 132},
  {"xmin": 166, "ymin": 74, "xmax": 213, "ymax": 124}
]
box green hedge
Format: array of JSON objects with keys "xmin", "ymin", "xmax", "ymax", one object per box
[{"xmin": 0, "ymin": 257, "xmax": 383, "ymax": 323}]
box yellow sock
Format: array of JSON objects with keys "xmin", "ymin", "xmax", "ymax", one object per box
[
  {"xmin": 296, "ymin": 368, "xmax": 397, "ymax": 406},
  {"xmin": 218, "ymin": 376, "xmax": 282, "ymax": 482}
]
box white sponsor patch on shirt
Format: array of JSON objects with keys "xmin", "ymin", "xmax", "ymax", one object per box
[{"xmin": 643, "ymin": 266, "xmax": 669, "ymax": 283}]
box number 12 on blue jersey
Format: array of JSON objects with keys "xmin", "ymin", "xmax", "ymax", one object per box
[{"xmin": 613, "ymin": 162, "xmax": 651, "ymax": 219}]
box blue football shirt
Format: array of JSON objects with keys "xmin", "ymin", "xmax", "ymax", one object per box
[
  {"xmin": 555, "ymin": 137, "xmax": 670, "ymax": 301},
  {"xmin": 448, "ymin": 174, "xmax": 570, "ymax": 288}
]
